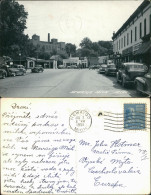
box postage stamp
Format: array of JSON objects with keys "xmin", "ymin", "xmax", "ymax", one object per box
[
  {"xmin": 69, "ymin": 110, "xmax": 92, "ymax": 133},
  {"xmin": 124, "ymin": 104, "xmax": 146, "ymax": 130}
]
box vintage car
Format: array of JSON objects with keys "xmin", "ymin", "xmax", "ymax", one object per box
[
  {"xmin": 0, "ymin": 65, "xmax": 22, "ymax": 77},
  {"xmin": 0, "ymin": 69, "xmax": 7, "ymax": 79},
  {"xmin": 58, "ymin": 65, "xmax": 66, "ymax": 69},
  {"xmin": 89, "ymin": 65, "xmax": 100, "ymax": 70},
  {"xmin": 134, "ymin": 66, "xmax": 151, "ymax": 96},
  {"xmin": 67, "ymin": 65, "xmax": 77, "ymax": 69},
  {"xmin": 98, "ymin": 64, "xmax": 107, "ymax": 73},
  {"xmin": 31, "ymin": 65, "xmax": 44, "ymax": 73},
  {"xmin": 105, "ymin": 63, "xmax": 117, "ymax": 76},
  {"xmin": 12, "ymin": 64, "xmax": 26, "ymax": 75},
  {"xmin": 116, "ymin": 62, "xmax": 147, "ymax": 88}
]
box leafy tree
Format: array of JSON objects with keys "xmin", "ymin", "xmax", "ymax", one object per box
[
  {"xmin": 80, "ymin": 37, "xmax": 92, "ymax": 49},
  {"xmin": 65, "ymin": 43, "xmax": 76, "ymax": 56},
  {"xmin": 98, "ymin": 41, "xmax": 113, "ymax": 54},
  {"xmin": 0, "ymin": 0, "xmax": 28, "ymax": 56},
  {"xmin": 78, "ymin": 37, "xmax": 113, "ymax": 57}
]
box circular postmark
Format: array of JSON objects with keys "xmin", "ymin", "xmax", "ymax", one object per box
[{"xmin": 69, "ymin": 110, "xmax": 92, "ymax": 133}]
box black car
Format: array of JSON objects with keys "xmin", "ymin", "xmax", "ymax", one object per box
[
  {"xmin": 0, "ymin": 69, "xmax": 7, "ymax": 79},
  {"xmin": 135, "ymin": 65, "xmax": 151, "ymax": 96},
  {"xmin": 105, "ymin": 63, "xmax": 117, "ymax": 76},
  {"xmin": 31, "ymin": 65, "xmax": 44, "ymax": 73},
  {"xmin": 0, "ymin": 65, "xmax": 18, "ymax": 77},
  {"xmin": 116, "ymin": 62, "xmax": 147, "ymax": 88},
  {"xmin": 98, "ymin": 64, "xmax": 107, "ymax": 74}
]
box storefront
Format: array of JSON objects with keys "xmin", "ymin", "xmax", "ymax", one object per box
[{"xmin": 134, "ymin": 40, "xmax": 151, "ymax": 68}]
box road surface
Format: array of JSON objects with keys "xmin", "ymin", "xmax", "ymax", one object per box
[{"xmin": 0, "ymin": 69, "xmax": 145, "ymax": 97}]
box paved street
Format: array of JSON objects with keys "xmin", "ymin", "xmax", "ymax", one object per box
[{"xmin": 0, "ymin": 69, "xmax": 146, "ymax": 97}]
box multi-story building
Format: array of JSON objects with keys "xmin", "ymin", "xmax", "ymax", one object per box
[
  {"xmin": 112, "ymin": 0, "xmax": 151, "ymax": 68},
  {"xmin": 31, "ymin": 33, "xmax": 66, "ymax": 54}
]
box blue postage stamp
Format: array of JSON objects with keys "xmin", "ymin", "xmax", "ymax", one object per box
[{"xmin": 124, "ymin": 104, "xmax": 146, "ymax": 130}]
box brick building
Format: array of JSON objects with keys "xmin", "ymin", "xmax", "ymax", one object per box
[
  {"xmin": 112, "ymin": 0, "xmax": 151, "ymax": 68},
  {"xmin": 31, "ymin": 33, "xmax": 66, "ymax": 54}
]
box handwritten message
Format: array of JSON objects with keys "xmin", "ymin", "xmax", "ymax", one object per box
[
  {"xmin": 2, "ymin": 102, "xmax": 76, "ymax": 194},
  {"xmin": 1, "ymin": 99, "xmax": 150, "ymax": 194}
]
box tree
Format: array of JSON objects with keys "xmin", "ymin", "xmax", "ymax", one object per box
[
  {"xmin": 80, "ymin": 37, "xmax": 92, "ymax": 49},
  {"xmin": 65, "ymin": 43, "xmax": 76, "ymax": 57},
  {"xmin": 0, "ymin": 0, "xmax": 28, "ymax": 56}
]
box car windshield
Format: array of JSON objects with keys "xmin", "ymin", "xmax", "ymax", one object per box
[
  {"xmin": 127, "ymin": 64, "xmax": 144, "ymax": 70},
  {"xmin": 108, "ymin": 64, "xmax": 116, "ymax": 68}
]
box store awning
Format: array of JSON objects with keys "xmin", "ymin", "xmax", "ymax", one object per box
[{"xmin": 134, "ymin": 41, "xmax": 151, "ymax": 55}]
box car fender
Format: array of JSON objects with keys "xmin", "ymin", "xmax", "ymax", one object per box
[{"xmin": 135, "ymin": 77, "xmax": 146, "ymax": 84}]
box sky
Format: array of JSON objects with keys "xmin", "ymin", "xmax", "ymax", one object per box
[{"xmin": 20, "ymin": 0, "xmax": 143, "ymax": 47}]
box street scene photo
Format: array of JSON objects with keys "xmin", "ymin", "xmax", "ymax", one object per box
[{"xmin": 0, "ymin": 0, "xmax": 151, "ymax": 97}]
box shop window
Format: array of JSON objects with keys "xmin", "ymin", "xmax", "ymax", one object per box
[
  {"xmin": 121, "ymin": 38, "xmax": 123, "ymax": 49},
  {"xmin": 144, "ymin": 18, "xmax": 146, "ymax": 36},
  {"xmin": 127, "ymin": 33, "xmax": 129, "ymax": 45},
  {"xmin": 131, "ymin": 30, "xmax": 133, "ymax": 43},
  {"xmin": 140, "ymin": 22, "xmax": 142, "ymax": 38},
  {"xmin": 135, "ymin": 26, "xmax": 137, "ymax": 41}
]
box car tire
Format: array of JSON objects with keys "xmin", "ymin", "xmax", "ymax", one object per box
[
  {"xmin": 135, "ymin": 81, "xmax": 143, "ymax": 95},
  {"xmin": 122, "ymin": 77, "xmax": 126, "ymax": 88}
]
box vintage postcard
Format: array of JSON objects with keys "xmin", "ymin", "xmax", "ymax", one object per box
[
  {"xmin": 1, "ymin": 98, "xmax": 150, "ymax": 194},
  {"xmin": 0, "ymin": 0, "xmax": 151, "ymax": 98}
]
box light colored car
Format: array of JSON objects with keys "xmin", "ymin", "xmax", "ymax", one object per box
[{"xmin": 12, "ymin": 64, "xmax": 26, "ymax": 75}]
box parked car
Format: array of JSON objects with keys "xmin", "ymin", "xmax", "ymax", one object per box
[
  {"xmin": 105, "ymin": 63, "xmax": 117, "ymax": 76},
  {"xmin": 134, "ymin": 65, "xmax": 151, "ymax": 96},
  {"xmin": 0, "ymin": 69, "xmax": 7, "ymax": 79},
  {"xmin": 12, "ymin": 64, "xmax": 26, "ymax": 75},
  {"xmin": 58, "ymin": 65, "xmax": 66, "ymax": 69},
  {"xmin": 89, "ymin": 65, "xmax": 100, "ymax": 70},
  {"xmin": 31, "ymin": 65, "xmax": 44, "ymax": 73},
  {"xmin": 98, "ymin": 64, "xmax": 107, "ymax": 74},
  {"xmin": 0, "ymin": 64, "xmax": 22, "ymax": 77},
  {"xmin": 89, "ymin": 65, "xmax": 94, "ymax": 69},
  {"xmin": 116, "ymin": 62, "xmax": 147, "ymax": 87},
  {"xmin": 67, "ymin": 65, "xmax": 77, "ymax": 69}
]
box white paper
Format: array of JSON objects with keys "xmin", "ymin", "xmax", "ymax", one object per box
[{"xmin": 1, "ymin": 98, "xmax": 150, "ymax": 194}]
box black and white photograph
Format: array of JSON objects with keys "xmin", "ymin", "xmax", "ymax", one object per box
[{"xmin": 0, "ymin": 0, "xmax": 151, "ymax": 97}]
